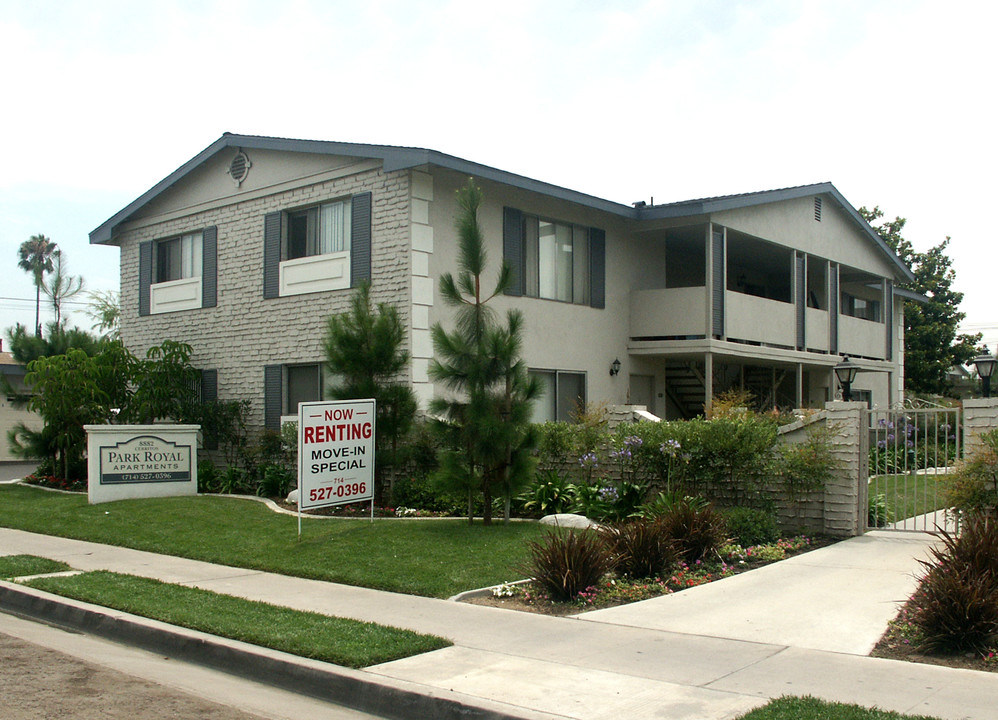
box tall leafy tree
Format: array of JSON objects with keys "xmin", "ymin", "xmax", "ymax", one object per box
[
  {"xmin": 41, "ymin": 249, "xmax": 85, "ymax": 326},
  {"xmin": 323, "ymin": 282, "xmax": 418, "ymax": 502},
  {"xmin": 429, "ymin": 179, "xmax": 539, "ymax": 525},
  {"xmin": 860, "ymin": 206, "xmax": 981, "ymax": 395},
  {"xmin": 16, "ymin": 234, "xmax": 58, "ymax": 336},
  {"xmin": 85, "ymin": 289, "xmax": 121, "ymax": 340}
]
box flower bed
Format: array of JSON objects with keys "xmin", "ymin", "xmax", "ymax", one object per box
[
  {"xmin": 469, "ymin": 535, "xmax": 821, "ymax": 615},
  {"xmin": 873, "ymin": 601, "xmax": 997, "ymax": 673},
  {"xmin": 22, "ymin": 474, "xmax": 86, "ymax": 493}
]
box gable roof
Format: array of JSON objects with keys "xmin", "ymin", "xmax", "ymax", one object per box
[{"xmin": 89, "ymin": 133, "xmax": 913, "ymax": 281}]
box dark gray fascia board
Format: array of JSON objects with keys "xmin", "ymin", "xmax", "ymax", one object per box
[
  {"xmin": 89, "ymin": 134, "xmax": 633, "ymax": 245},
  {"xmin": 87, "ymin": 134, "xmax": 914, "ymax": 283},
  {"xmin": 893, "ymin": 286, "xmax": 930, "ymax": 303},
  {"xmin": 638, "ymin": 182, "xmax": 914, "ymax": 283}
]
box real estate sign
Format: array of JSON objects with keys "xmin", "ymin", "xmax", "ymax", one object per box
[{"xmin": 297, "ymin": 399, "xmax": 375, "ymax": 511}]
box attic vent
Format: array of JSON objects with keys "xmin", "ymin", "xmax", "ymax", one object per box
[
  {"xmin": 227, "ymin": 150, "xmax": 251, "ymax": 187},
  {"xmin": 814, "ymin": 196, "xmax": 822, "ymax": 222}
]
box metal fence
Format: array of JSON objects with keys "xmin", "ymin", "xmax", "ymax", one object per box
[{"xmin": 866, "ymin": 406, "xmax": 962, "ymax": 532}]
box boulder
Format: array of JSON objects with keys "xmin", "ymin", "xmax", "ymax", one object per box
[{"xmin": 539, "ymin": 513, "xmax": 598, "ymax": 529}]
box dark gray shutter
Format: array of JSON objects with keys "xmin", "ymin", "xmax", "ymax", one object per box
[
  {"xmin": 351, "ymin": 192, "xmax": 372, "ymax": 286},
  {"xmin": 711, "ymin": 227, "xmax": 725, "ymax": 337},
  {"xmin": 202, "ymin": 226, "xmax": 217, "ymax": 308},
  {"xmin": 795, "ymin": 254, "xmax": 806, "ymax": 350},
  {"xmin": 138, "ymin": 241, "xmax": 153, "ymax": 316},
  {"xmin": 200, "ymin": 368, "xmax": 218, "ymax": 449},
  {"xmin": 200, "ymin": 369, "xmax": 218, "ymax": 403},
  {"xmin": 263, "ymin": 212, "xmax": 282, "ymax": 299},
  {"xmin": 503, "ymin": 207, "xmax": 524, "ymax": 296},
  {"xmin": 264, "ymin": 365, "xmax": 283, "ymax": 431},
  {"xmin": 829, "ymin": 264, "xmax": 839, "ymax": 354},
  {"xmin": 589, "ymin": 227, "xmax": 605, "ymax": 309},
  {"xmin": 885, "ymin": 280, "xmax": 894, "ymax": 361}
]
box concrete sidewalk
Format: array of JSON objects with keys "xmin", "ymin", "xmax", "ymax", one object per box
[{"xmin": 2, "ymin": 526, "xmax": 996, "ymax": 720}]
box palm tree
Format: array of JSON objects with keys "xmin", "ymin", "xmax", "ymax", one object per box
[{"xmin": 17, "ymin": 234, "xmax": 58, "ymax": 336}]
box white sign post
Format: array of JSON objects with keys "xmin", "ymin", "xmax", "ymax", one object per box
[{"xmin": 297, "ymin": 398, "xmax": 375, "ymax": 537}]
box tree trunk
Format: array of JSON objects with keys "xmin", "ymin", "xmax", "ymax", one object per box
[{"xmin": 34, "ymin": 284, "xmax": 41, "ymax": 337}]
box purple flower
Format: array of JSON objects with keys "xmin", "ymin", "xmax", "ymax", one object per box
[{"xmin": 660, "ymin": 439, "xmax": 681, "ymax": 456}]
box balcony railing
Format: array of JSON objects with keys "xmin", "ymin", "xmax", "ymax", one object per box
[{"xmin": 630, "ymin": 288, "xmax": 706, "ymax": 338}]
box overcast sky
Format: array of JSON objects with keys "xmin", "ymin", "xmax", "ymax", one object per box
[{"xmin": 2, "ymin": 0, "xmax": 996, "ymax": 353}]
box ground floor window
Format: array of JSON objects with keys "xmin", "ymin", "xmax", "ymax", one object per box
[
  {"xmin": 529, "ymin": 369, "xmax": 586, "ymax": 423},
  {"xmin": 286, "ymin": 363, "xmax": 324, "ymax": 415}
]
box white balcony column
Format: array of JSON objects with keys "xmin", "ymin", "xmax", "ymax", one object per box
[
  {"xmin": 796, "ymin": 363, "xmax": 803, "ymax": 408},
  {"xmin": 704, "ymin": 352, "xmax": 714, "ymax": 416}
]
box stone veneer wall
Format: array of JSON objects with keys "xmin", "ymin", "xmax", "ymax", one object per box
[
  {"xmin": 963, "ymin": 398, "xmax": 998, "ymax": 456},
  {"xmin": 118, "ymin": 165, "xmax": 412, "ymax": 429},
  {"xmin": 774, "ymin": 403, "xmax": 868, "ymax": 537}
]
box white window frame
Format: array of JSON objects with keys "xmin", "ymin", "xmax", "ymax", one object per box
[
  {"xmin": 280, "ymin": 198, "xmax": 352, "ymax": 296},
  {"xmin": 151, "ymin": 231, "xmax": 203, "ymax": 314}
]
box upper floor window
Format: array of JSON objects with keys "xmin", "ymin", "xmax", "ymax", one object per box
[
  {"xmin": 503, "ymin": 207, "xmax": 605, "ymax": 309},
  {"xmin": 263, "ymin": 192, "xmax": 371, "ymax": 300},
  {"xmin": 139, "ymin": 227, "xmax": 216, "ymax": 316},
  {"xmin": 523, "ymin": 217, "xmax": 590, "ymax": 303},
  {"xmin": 841, "ymin": 293, "xmax": 882, "ymax": 322},
  {"xmin": 156, "ymin": 232, "xmax": 202, "ymax": 283},
  {"xmin": 286, "ymin": 199, "xmax": 351, "ymax": 260}
]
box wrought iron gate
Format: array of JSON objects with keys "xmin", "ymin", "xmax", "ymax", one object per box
[{"xmin": 866, "ymin": 405, "xmax": 962, "ymax": 532}]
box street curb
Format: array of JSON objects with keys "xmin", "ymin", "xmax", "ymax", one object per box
[{"xmin": 0, "ymin": 582, "xmax": 558, "ymax": 720}]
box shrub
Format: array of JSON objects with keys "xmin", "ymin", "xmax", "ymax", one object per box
[
  {"xmin": 257, "ymin": 463, "xmax": 295, "ymax": 499},
  {"xmin": 523, "ymin": 530, "xmax": 615, "ymax": 602},
  {"xmin": 719, "ymin": 506, "xmax": 779, "ymax": 547},
  {"xmin": 520, "ymin": 470, "xmax": 576, "ymax": 517},
  {"xmin": 944, "ymin": 430, "xmax": 998, "ymax": 520},
  {"xmin": 391, "ymin": 475, "xmax": 455, "ymax": 513},
  {"xmin": 197, "ymin": 459, "xmax": 218, "ymax": 493},
  {"xmin": 635, "ymin": 491, "xmax": 709, "ymax": 519},
  {"xmin": 659, "ymin": 498, "xmax": 729, "ymax": 564},
  {"xmin": 912, "ymin": 516, "xmax": 998, "ymax": 653},
  {"xmin": 599, "ymin": 518, "xmax": 677, "ymax": 579},
  {"xmin": 868, "ymin": 493, "xmax": 893, "ymax": 528}
]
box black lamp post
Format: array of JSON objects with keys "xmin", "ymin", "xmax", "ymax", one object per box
[
  {"xmin": 834, "ymin": 356, "xmax": 859, "ymax": 402},
  {"xmin": 972, "ymin": 347, "xmax": 996, "ymax": 399}
]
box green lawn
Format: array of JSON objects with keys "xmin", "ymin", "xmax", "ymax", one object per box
[
  {"xmin": 0, "ymin": 485, "xmax": 546, "ymax": 598},
  {"xmin": 24, "ymin": 571, "xmax": 449, "ymax": 668},
  {"xmin": 869, "ymin": 473, "xmax": 951, "ymax": 523},
  {"xmin": 0, "ymin": 554, "xmax": 71, "ymax": 579},
  {"xmin": 737, "ymin": 696, "xmax": 943, "ymax": 720}
]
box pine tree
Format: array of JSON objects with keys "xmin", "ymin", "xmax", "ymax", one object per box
[
  {"xmin": 429, "ymin": 179, "xmax": 539, "ymax": 525},
  {"xmin": 324, "ymin": 282, "xmax": 417, "ymax": 502}
]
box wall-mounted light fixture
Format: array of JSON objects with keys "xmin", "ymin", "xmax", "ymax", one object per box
[
  {"xmin": 833, "ymin": 356, "xmax": 858, "ymax": 402},
  {"xmin": 609, "ymin": 358, "xmax": 621, "ymax": 377},
  {"xmin": 972, "ymin": 347, "xmax": 996, "ymax": 399}
]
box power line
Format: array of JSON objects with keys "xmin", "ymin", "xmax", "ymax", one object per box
[{"xmin": 0, "ymin": 295, "xmax": 90, "ymax": 306}]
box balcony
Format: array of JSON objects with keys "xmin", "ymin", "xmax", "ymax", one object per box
[
  {"xmin": 630, "ymin": 288, "xmax": 706, "ymax": 338},
  {"xmin": 839, "ymin": 314, "xmax": 886, "ymax": 360},
  {"xmin": 726, "ymin": 293, "xmax": 795, "ymax": 347}
]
